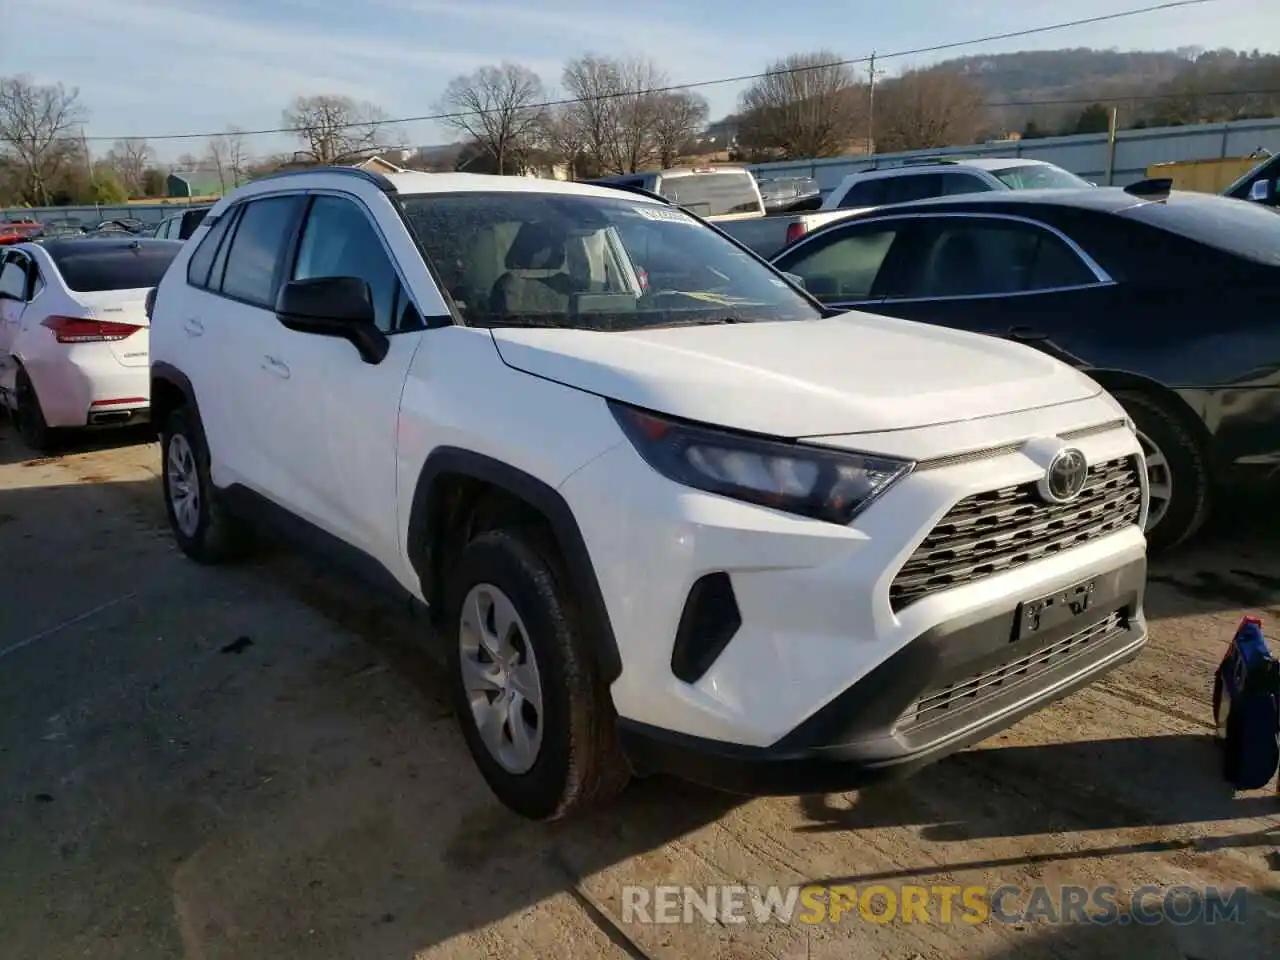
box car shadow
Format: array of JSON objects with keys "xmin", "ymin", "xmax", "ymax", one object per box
[
  {"xmin": 3, "ymin": 472, "xmax": 1277, "ymax": 959},
  {"xmin": 0, "ymin": 415, "xmax": 155, "ymax": 466},
  {"xmin": 1142, "ymin": 485, "xmax": 1280, "ymax": 621}
]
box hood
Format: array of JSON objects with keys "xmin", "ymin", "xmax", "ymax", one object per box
[{"xmin": 490, "ymin": 312, "xmax": 1102, "ymax": 439}]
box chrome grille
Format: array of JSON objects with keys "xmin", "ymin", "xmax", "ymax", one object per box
[
  {"xmin": 890, "ymin": 456, "xmax": 1143, "ymax": 612},
  {"xmin": 898, "ymin": 610, "xmax": 1127, "ymax": 732}
]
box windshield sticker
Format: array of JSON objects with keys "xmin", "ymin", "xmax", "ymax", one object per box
[{"xmin": 634, "ymin": 205, "xmax": 698, "ymax": 225}]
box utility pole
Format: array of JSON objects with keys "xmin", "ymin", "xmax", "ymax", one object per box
[{"xmin": 866, "ymin": 53, "xmax": 877, "ymax": 156}]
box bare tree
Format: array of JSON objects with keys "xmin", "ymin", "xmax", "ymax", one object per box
[
  {"xmin": 737, "ymin": 52, "xmax": 862, "ymax": 159},
  {"xmin": 539, "ymin": 105, "xmax": 594, "ymax": 178},
  {"xmin": 562, "ymin": 54, "xmax": 668, "ymax": 174},
  {"xmin": 874, "ymin": 67, "xmax": 987, "ymax": 153},
  {"xmin": 105, "ymin": 138, "xmax": 150, "ymax": 195},
  {"xmin": 612, "ymin": 57, "xmax": 666, "ymax": 174},
  {"xmin": 0, "ymin": 75, "xmax": 86, "ymax": 205},
  {"xmin": 282, "ymin": 94, "xmax": 391, "ymax": 165},
  {"xmin": 205, "ymin": 127, "xmax": 250, "ymax": 192},
  {"xmin": 652, "ymin": 91, "xmax": 709, "ymax": 167},
  {"xmin": 224, "ymin": 127, "xmax": 249, "ymax": 186},
  {"xmin": 437, "ymin": 63, "xmax": 547, "ymax": 175},
  {"xmin": 205, "ymin": 135, "xmax": 229, "ymax": 192}
]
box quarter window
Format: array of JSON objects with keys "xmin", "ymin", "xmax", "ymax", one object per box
[{"xmin": 219, "ymin": 196, "xmax": 303, "ymax": 306}]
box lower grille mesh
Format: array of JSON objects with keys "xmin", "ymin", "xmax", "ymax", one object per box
[{"xmin": 898, "ymin": 610, "xmax": 1128, "ymax": 733}]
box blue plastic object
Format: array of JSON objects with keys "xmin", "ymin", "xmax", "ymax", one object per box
[{"xmin": 1213, "ymin": 616, "xmax": 1280, "ymax": 790}]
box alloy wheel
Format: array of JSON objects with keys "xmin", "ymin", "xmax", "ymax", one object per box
[
  {"xmin": 458, "ymin": 582, "xmax": 545, "ymax": 774},
  {"xmin": 166, "ymin": 433, "xmax": 202, "ymax": 538},
  {"xmin": 1135, "ymin": 427, "xmax": 1172, "ymax": 533}
]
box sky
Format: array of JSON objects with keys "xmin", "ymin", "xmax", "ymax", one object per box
[{"xmin": 5, "ymin": 0, "xmax": 1279, "ymax": 163}]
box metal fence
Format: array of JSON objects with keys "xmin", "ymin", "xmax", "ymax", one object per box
[
  {"xmin": 0, "ymin": 198, "xmax": 215, "ymax": 228},
  {"xmin": 745, "ymin": 116, "xmax": 1280, "ymax": 196}
]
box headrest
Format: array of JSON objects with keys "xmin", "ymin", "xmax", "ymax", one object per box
[{"xmin": 505, "ymin": 221, "xmax": 566, "ymax": 270}]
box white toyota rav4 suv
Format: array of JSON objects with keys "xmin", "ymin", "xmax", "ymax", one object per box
[{"xmin": 148, "ymin": 167, "xmax": 1149, "ymax": 821}]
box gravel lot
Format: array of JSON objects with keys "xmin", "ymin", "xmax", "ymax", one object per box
[{"xmin": 1, "ymin": 423, "xmax": 1277, "ymax": 960}]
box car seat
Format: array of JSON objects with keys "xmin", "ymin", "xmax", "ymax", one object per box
[{"xmin": 489, "ymin": 222, "xmax": 573, "ymax": 316}]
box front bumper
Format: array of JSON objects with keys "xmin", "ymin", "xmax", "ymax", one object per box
[{"xmin": 618, "ymin": 554, "xmax": 1147, "ymax": 796}]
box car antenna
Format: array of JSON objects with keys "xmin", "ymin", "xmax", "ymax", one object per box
[{"xmin": 1123, "ymin": 178, "xmax": 1173, "ymax": 200}]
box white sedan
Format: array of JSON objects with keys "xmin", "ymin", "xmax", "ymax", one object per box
[{"xmin": 0, "ymin": 237, "xmax": 181, "ymax": 450}]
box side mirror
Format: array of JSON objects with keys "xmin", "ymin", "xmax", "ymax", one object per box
[
  {"xmin": 1248, "ymin": 179, "xmax": 1273, "ymax": 203},
  {"xmin": 275, "ymin": 276, "xmax": 389, "ymax": 365},
  {"xmin": 781, "ymin": 271, "xmax": 806, "ymax": 289}
]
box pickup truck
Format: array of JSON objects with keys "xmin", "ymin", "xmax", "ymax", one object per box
[
  {"xmin": 714, "ymin": 208, "xmax": 870, "ymax": 258},
  {"xmin": 585, "ymin": 165, "xmax": 766, "ymax": 221}
]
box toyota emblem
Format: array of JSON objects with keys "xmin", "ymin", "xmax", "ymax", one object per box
[{"xmin": 1038, "ymin": 447, "xmax": 1088, "ymax": 504}]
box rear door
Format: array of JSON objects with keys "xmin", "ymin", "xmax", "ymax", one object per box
[{"xmin": 865, "ymin": 213, "xmax": 1119, "ymax": 367}]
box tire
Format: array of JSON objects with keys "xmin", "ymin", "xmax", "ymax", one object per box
[
  {"xmin": 160, "ymin": 406, "xmax": 253, "ymax": 563},
  {"xmin": 1115, "ymin": 390, "xmax": 1211, "ymax": 554},
  {"xmin": 13, "ymin": 366, "xmax": 58, "ymax": 453},
  {"xmin": 445, "ymin": 528, "xmax": 631, "ymax": 820}
]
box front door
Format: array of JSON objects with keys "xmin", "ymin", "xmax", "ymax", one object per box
[{"xmin": 253, "ymin": 192, "xmax": 428, "ymax": 563}]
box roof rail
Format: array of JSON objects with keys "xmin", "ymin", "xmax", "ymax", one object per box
[
  {"xmin": 577, "ymin": 180, "xmax": 674, "ymax": 205},
  {"xmin": 247, "ymin": 165, "xmax": 398, "ymax": 193}
]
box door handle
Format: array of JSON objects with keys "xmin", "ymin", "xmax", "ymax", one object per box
[
  {"xmin": 183, "ymin": 317, "xmax": 204, "ymax": 336},
  {"xmin": 261, "ymin": 355, "xmax": 291, "ymax": 379},
  {"xmin": 1007, "ymin": 325, "xmax": 1048, "ymax": 341}
]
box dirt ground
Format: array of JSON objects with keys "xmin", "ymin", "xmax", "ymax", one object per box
[{"xmin": 0, "ymin": 422, "xmax": 1277, "ymax": 960}]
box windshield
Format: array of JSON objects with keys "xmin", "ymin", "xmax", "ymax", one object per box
[
  {"xmin": 51, "ymin": 244, "xmax": 179, "ymax": 292},
  {"xmin": 654, "ymin": 172, "xmax": 762, "ymax": 216},
  {"xmin": 398, "ymin": 192, "xmax": 820, "ymax": 332},
  {"xmin": 990, "ymin": 164, "xmax": 1093, "ymax": 190},
  {"xmin": 1120, "ymin": 192, "xmax": 1280, "ymax": 267}
]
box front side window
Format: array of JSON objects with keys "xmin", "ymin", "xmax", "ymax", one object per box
[
  {"xmin": 292, "ymin": 195, "xmax": 413, "ymax": 333},
  {"xmin": 774, "ymin": 226, "xmax": 905, "ymax": 302},
  {"xmin": 894, "ymin": 218, "xmax": 1097, "ymax": 299},
  {"xmin": 990, "ymin": 164, "xmax": 1093, "ymax": 190},
  {"xmin": 399, "ymin": 192, "xmax": 821, "ymax": 331},
  {"xmin": 219, "ymin": 195, "xmax": 303, "ymax": 306}
]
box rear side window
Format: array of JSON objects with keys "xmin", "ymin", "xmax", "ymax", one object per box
[
  {"xmin": 939, "ymin": 172, "xmax": 994, "ymax": 196},
  {"xmin": 51, "ymin": 245, "xmax": 180, "ymax": 293},
  {"xmin": 883, "ymin": 173, "xmax": 944, "ymax": 204},
  {"xmin": 179, "ymin": 208, "xmax": 209, "ymax": 239},
  {"xmin": 218, "ymin": 196, "xmax": 303, "ymax": 306},
  {"xmin": 186, "ymin": 211, "xmax": 235, "ymax": 287},
  {"xmin": 838, "ymin": 178, "xmax": 890, "ymax": 208}
]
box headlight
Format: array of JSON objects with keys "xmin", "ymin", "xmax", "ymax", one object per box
[{"xmin": 610, "ymin": 402, "xmax": 913, "ymax": 525}]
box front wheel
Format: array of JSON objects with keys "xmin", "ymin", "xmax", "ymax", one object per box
[
  {"xmin": 1115, "ymin": 390, "xmax": 1211, "ymax": 554},
  {"xmin": 445, "ymin": 529, "xmax": 630, "ymax": 820}
]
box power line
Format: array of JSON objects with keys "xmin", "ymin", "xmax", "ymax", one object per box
[{"xmin": 81, "ymin": 0, "xmax": 1213, "ymax": 143}]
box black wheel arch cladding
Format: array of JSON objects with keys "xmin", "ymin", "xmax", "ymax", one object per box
[{"xmin": 409, "ymin": 446, "xmax": 623, "ymax": 684}]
